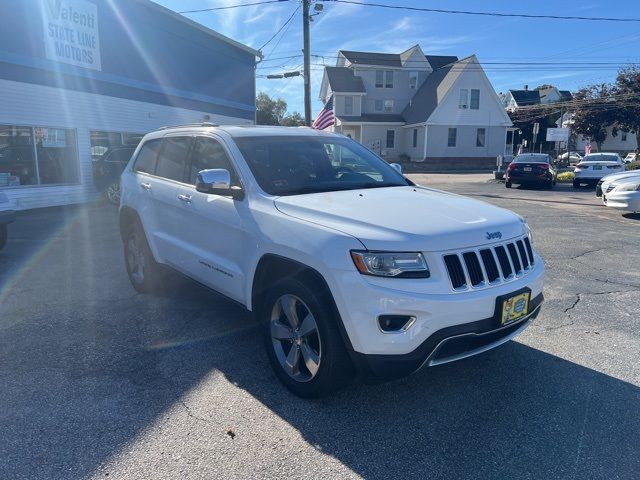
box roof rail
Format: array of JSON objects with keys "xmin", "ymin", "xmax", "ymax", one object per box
[{"xmin": 157, "ymin": 122, "xmax": 219, "ymax": 130}]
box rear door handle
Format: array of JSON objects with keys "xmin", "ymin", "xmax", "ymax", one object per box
[
  {"xmin": 177, "ymin": 194, "xmax": 192, "ymax": 203},
  {"xmin": 140, "ymin": 182, "xmax": 151, "ymax": 191}
]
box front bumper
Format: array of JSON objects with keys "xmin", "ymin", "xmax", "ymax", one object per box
[
  {"xmin": 328, "ymin": 254, "xmax": 544, "ymax": 376},
  {"xmin": 604, "ymin": 191, "xmax": 640, "ymax": 212},
  {"xmin": 352, "ymin": 294, "xmax": 542, "ymax": 379},
  {"xmin": 0, "ymin": 210, "xmax": 16, "ymax": 225}
]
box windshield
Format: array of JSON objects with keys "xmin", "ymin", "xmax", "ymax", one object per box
[
  {"xmin": 513, "ymin": 155, "xmax": 549, "ymax": 163},
  {"xmin": 584, "ymin": 154, "xmax": 619, "ymax": 162},
  {"xmin": 234, "ymin": 135, "xmax": 409, "ymax": 196}
]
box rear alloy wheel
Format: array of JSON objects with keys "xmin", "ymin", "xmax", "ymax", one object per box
[
  {"xmin": 263, "ymin": 278, "xmax": 352, "ymax": 397},
  {"xmin": 106, "ymin": 181, "xmax": 121, "ymax": 205},
  {"xmin": 573, "ymin": 179, "xmax": 580, "ymax": 189}
]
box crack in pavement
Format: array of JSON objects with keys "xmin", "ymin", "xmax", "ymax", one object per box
[
  {"xmin": 570, "ymin": 248, "xmax": 606, "ymax": 260},
  {"xmin": 179, "ymin": 399, "xmax": 209, "ymax": 423}
]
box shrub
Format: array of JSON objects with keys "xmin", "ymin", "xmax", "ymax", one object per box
[
  {"xmin": 627, "ymin": 161, "xmax": 640, "ymax": 171},
  {"xmin": 556, "ymin": 171, "xmax": 575, "ymax": 183}
]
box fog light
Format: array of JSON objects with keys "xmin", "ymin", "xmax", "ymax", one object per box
[{"xmin": 378, "ymin": 315, "xmax": 416, "ymax": 333}]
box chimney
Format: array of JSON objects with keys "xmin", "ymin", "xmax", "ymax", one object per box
[{"xmin": 524, "ymin": 85, "xmax": 529, "ymax": 91}]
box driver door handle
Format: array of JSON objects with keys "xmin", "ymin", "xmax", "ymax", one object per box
[
  {"xmin": 140, "ymin": 182, "xmax": 151, "ymax": 191},
  {"xmin": 177, "ymin": 194, "xmax": 192, "ymax": 203}
]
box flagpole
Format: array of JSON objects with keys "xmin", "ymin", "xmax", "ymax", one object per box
[{"xmin": 303, "ymin": 0, "xmax": 312, "ymax": 126}]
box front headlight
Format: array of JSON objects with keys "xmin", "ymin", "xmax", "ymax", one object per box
[
  {"xmin": 616, "ymin": 183, "xmax": 640, "ymax": 192},
  {"xmin": 350, "ymin": 251, "xmax": 430, "ymax": 278}
]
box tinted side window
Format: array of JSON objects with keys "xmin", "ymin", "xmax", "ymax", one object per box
[
  {"xmin": 189, "ymin": 137, "xmax": 239, "ymax": 185},
  {"xmin": 133, "ymin": 139, "xmax": 162, "ymax": 174},
  {"xmin": 156, "ymin": 137, "xmax": 191, "ymax": 182}
]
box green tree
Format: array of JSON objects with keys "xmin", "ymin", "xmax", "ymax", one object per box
[
  {"xmin": 256, "ymin": 92, "xmax": 287, "ymax": 125},
  {"xmin": 572, "ymin": 84, "xmax": 614, "ymax": 152},
  {"xmin": 255, "ymin": 92, "xmax": 305, "ymax": 126},
  {"xmin": 612, "ymin": 66, "xmax": 640, "ymax": 149}
]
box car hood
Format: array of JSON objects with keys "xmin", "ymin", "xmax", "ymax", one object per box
[
  {"xmin": 274, "ymin": 186, "xmax": 525, "ymax": 251},
  {"xmin": 602, "ymin": 171, "xmax": 640, "ymax": 184}
]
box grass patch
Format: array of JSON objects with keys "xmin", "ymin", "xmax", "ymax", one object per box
[{"xmin": 556, "ymin": 171, "xmax": 575, "ymax": 183}]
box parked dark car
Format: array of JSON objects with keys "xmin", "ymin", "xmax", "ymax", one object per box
[
  {"xmin": 0, "ymin": 191, "xmax": 15, "ymax": 250},
  {"xmin": 92, "ymin": 146, "xmax": 136, "ymax": 205},
  {"xmin": 505, "ymin": 153, "xmax": 556, "ymax": 189}
]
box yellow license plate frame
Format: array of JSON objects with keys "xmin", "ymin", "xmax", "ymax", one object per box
[{"xmin": 501, "ymin": 292, "xmax": 530, "ymax": 325}]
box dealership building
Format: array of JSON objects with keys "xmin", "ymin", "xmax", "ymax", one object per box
[{"xmin": 0, "ymin": 0, "xmax": 258, "ymax": 210}]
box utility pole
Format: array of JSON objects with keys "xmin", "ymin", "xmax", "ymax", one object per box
[{"xmin": 302, "ymin": 0, "xmax": 311, "ymax": 126}]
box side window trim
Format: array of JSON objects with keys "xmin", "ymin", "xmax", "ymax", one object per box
[{"xmin": 132, "ymin": 138, "xmax": 162, "ymax": 175}]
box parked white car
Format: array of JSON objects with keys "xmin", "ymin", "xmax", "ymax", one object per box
[
  {"xmin": 0, "ymin": 191, "xmax": 15, "ymax": 250},
  {"xmin": 596, "ymin": 171, "xmax": 640, "ymax": 198},
  {"xmin": 603, "ymin": 177, "xmax": 640, "ymax": 213},
  {"xmin": 119, "ymin": 124, "xmax": 545, "ymax": 397},
  {"xmin": 573, "ymin": 153, "xmax": 625, "ymax": 188},
  {"xmin": 622, "ymin": 153, "xmax": 637, "ymax": 164},
  {"xmin": 557, "ymin": 152, "xmax": 582, "ymax": 166}
]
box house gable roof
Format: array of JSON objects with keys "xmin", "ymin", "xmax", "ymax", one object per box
[
  {"xmin": 559, "ymin": 90, "xmax": 573, "ymax": 101},
  {"xmin": 509, "ymin": 89, "xmax": 540, "ymax": 106},
  {"xmin": 338, "ymin": 50, "xmax": 402, "ymax": 67},
  {"xmin": 324, "ymin": 67, "xmax": 366, "ymax": 93},
  {"xmin": 425, "ymin": 55, "xmax": 459, "ymax": 71}
]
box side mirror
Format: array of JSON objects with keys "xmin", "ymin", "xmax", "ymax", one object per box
[
  {"xmin": 196, "ymin": 169, "xmax": 244, "ymax": 200},
  {"xmin": 390, "ymin": 162, "xmax": 403, "ymax": 175}
]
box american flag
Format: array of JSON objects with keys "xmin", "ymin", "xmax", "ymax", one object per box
[
  {"xmin": 312, "ymin": 96, "xmax": 335, "ymax": 130},
  {"xmin": 585, "ymin": 140, "xmax": 592, "ymax": 155}
]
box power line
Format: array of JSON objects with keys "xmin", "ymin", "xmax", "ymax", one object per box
[
  {"xmin": 179, "ymin": 0, "xmax": 289, "ymax": 14},
  {"xmin": 326, "ymin": 0, "xmax": 640, "ymax": 22},
  {"xmin": 259, "ymin": 2, "xmax": 301, "ymax": 50}
]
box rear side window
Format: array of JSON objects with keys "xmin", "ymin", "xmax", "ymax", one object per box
[
  {"xmin": 156, "ymin": 137, "xmax": 191, "ymax": 182},
  {"xmin": 189, "ymin": 137, "xmax": 239, "ymax": 186},
  {"xmin": 133, "ymin": 139, "xmax": 162, "ymax": 173}
]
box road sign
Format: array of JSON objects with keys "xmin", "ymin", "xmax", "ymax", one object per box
[{"xmin": 546, "ymin": 128, "xmax": 570, "ymax": 142}]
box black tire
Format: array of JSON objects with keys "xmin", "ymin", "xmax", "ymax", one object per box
[
  {"xmin": 545, "ymin": 180, "xmax": 554, "ymax": 189},
  {"xmin": 573, "ymin": 179, "xmax": 580, "ymax": 189},
  {"xmin": 123, "ymin": 220, "xmax": 163, "ymax": 293},
  {"xmin": 261, "ymin": 277, "xmax": 353, "ymax": 398},
  {"xmin": 0, "ymin": 225, "xmax": 7, "ymax": 251},
  {"xmin": 505, "ymin": 181, "xmax": 512, "ymax": 189}
]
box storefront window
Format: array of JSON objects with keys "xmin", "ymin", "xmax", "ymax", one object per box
[
  {"xmin": 0, "ymin": 126, "xmax": 37, "ymax": 186},
  {"xmin": 0, "ymin": 125, "xmax": 77, "ymax": 186},
  {"xmin": 35, "ymin": 127, "xmax": 78, "ymax": 185},
  {"xmin": 90, "ymin": 131, "xmax": 143, "ymax": 161}
]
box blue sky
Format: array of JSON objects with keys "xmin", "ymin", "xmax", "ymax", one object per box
[{"xmin": 155, "ymin": 0, "xmax": 640, "ymax": 116}]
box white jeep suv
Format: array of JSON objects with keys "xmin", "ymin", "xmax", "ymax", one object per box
[{"xmin": 119, "ymin": 124, "xmax": 544, "ymax": 397}]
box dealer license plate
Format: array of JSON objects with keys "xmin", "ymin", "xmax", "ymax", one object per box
[
  {"xmin": 501, "ymin": 292, "xmax": 530, "ymax": 325},
  {"xmin": 594, "ymin": 165, "xmax": 602, "ymax": 170},
  {"xmin": 523, "ymin": 167, "xmax": 532, "ymax": 172}
]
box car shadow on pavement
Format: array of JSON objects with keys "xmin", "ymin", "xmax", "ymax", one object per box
[{"xmin": 1, "ymin": 204, "xmax": 638, "ymax": 479}]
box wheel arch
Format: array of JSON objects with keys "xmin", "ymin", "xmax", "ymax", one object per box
[
  {"xmin": 119, "ymin": 206, "xmax": 141, "ymax": 242},
  {"xmin": 250, "ymin": 254, "xmax": 356, "ymax": 354}
]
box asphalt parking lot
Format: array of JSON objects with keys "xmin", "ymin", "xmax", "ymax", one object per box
[{"xmin": 1, "ymin": 174, "xmax": 639, "ymax": 480}]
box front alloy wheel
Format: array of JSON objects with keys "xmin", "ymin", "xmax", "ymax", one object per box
[{"xmin": 270, "ymin": 294, "xmax": 321, "ymax": 382}]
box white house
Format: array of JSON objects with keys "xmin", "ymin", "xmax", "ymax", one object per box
[{"xmin": 318, "ymin": 45, "xmax": 512, "ymax": 169}]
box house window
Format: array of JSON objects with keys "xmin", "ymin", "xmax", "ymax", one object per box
[
  {"xmin": 622, "ymin": 132, "xmax": 628, "ymax": 141},
  {"xmin": 375, "ymin": 70, "xmax": 384, "ymax": 88},
  {"xmin": 448, "ymin": 128, "xmax": 457, "ymax": 147},
  {"xmin": 459, "ymin": 89, "xmax": 468, "ymax": 109},
  {"xmin": 412, "ymin": 128, "xmax": 418, "ymax": 148},
  {"xmin": 0, "ymin": 124, "xmax": 79, "ymax": 187},
  {"xmin": 470, "ymin": 89, "xmax": 480, "ymax": 109},
  {"xmin": 385, "ymin": 71, "xmax": 394, "ymax": 88},
  {"xmin": 386, "ymin": 130, "xmax": 395, "ymax": 149},
  {"xmin": 476, "ymin": 128, "xmax": 486, "ymax": 147},
  {"xmin": 344, "ymin": 96, "xmax": 354, "ymax": 115},
  {"xmin": 384, "ymin": 100, "xmax": 393, "ymax": 112},
  {"xmin": 374, "ymin": 99, "xmax": 383, "ymax": 112},
  {"xmin": 409, "ymin": 71, "xmax": 419, "ymax": 89}
]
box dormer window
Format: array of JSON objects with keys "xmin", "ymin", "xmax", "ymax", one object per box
[
  {"xmin": 409, "ymin": 71, "xmax": 418, "ymax": 89},
  {"xmin": 344, "ymin": 96, "xmax": 354, "ymax": 115}
]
